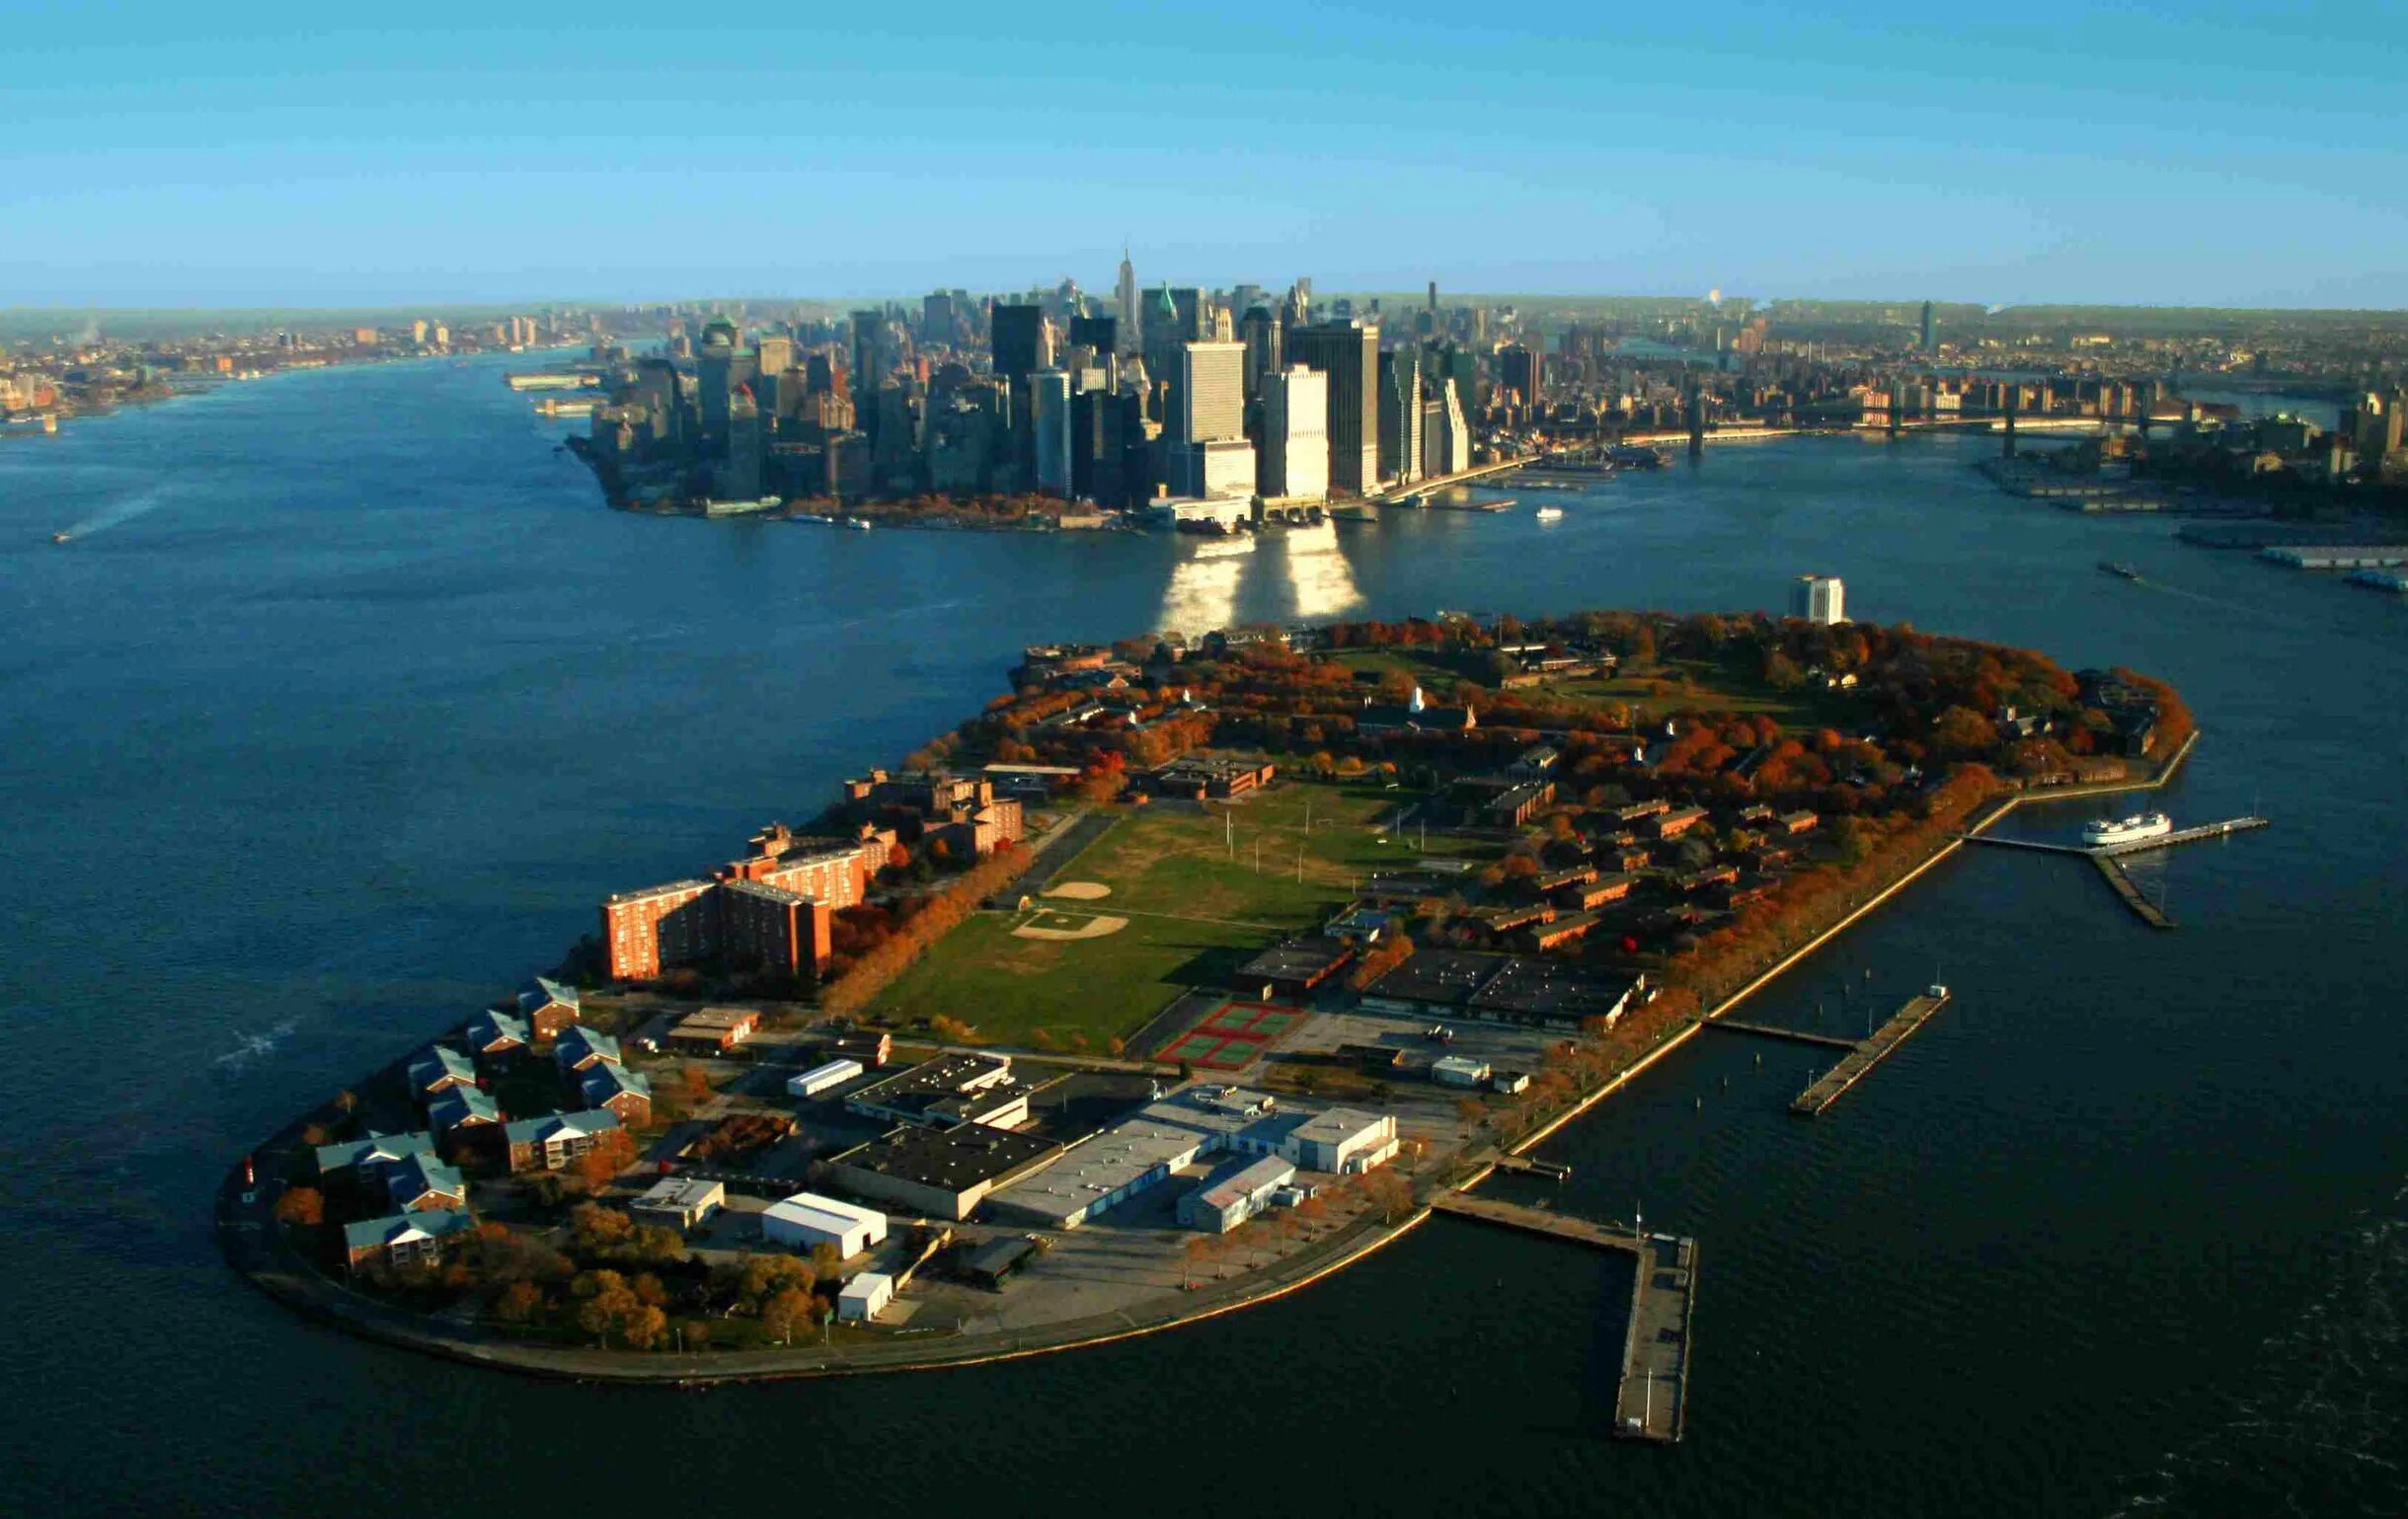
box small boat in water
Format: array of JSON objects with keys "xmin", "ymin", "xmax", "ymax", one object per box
[
  {"xmin": 51, "ymin": 530, "xmax": 71, "ymax": 544},
  {"xmin": 1534, "ymin": 505, "xmax": 1564, "ymax": 521},
  {"xmin": 2098, "ymin": 561, "xmax": 2142, "ymax": 580}
]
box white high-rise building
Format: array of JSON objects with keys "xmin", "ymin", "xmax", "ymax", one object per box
[
  {"xmin": 1790, "ymin": 574, "xmax": 1846, "ymax": 624},
  {"xmin": 1261, "ymin": 365, "xmax": 1330, "ymax": 501},
  {"xmin": 1435, "ymin": 376, "xmax": 1470, "ymax": 475},
  {"xmin": 1173, "ymin": 340, "xmax": 1246, "ymax": 446},
  {"xmin": 1032, "ymin": 370, "xmax": 1073, "ymax": 496}
]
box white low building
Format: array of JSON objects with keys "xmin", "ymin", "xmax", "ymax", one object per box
[
  {"xmin": 837, "ymin": 1271, "xmax": 894, "ymax": 1322},
  {"xmin": 629, "ymin": 1176, "xmax": 724, "ymax": 1233},
  {"xmin": 761, "ymin": 1192, "xmax": 888, "ymax": 1257},
  {"xmin": 788, "ymin": 1058, "xmax": 863, "ymax": 1100}
]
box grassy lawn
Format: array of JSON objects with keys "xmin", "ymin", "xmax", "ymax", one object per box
[
  {"xmin": 878, "ymin": 910, "xmax": 1271, "ymax": 1050},
  {"xmin": 874, "ymin": 779, "xmax": 1490, "ymax": 1050},
  {"xmin": 1333, "ymin": 646, "xmax": 1851, "ymax": 733}
]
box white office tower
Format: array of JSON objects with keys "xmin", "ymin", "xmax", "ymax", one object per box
[
  {"xmin": 1261, "ymin": 365, "xmax": 1330, "ymax": 500},
  {"xmin": 1790, "ymin": 574, "xmax": 1846, "ymax": 624},
  {"xmin": 1435, "ymin": 376, "xmax": 1471, "ymax": 475},
  {"xmin": 1032, "ymin": 370, "xmax": 1073, "ymax": 496},
  {"xmin": 1174, "ymin": 340, "xmax": 1246, "ymax": 445}
]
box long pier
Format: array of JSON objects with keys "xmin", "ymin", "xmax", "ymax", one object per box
[
  {"xmin": 1790, "ymin": 991, "xmax": 1951, "ymax": 1116},
  {"xmin": 1492, "ymin": 1154, "xmax": 1574, "ymax": 1180},
  {"xmin": 1961, "ymin": 815, "xmax": 2265, "ymax": 927},
  {"xmin": 1959, "ymin": 833, "xmax": 2091, "ymax": 857},
  {"xmin": 1702, "ymin": 1018, "xmax": 1858, "ymax": 1050},
  {"xmin": 2092, "ymin": 856, "xmax": 2173, "ymax": 928},
  {"xmin": 1429, "ymin": 1193, "xmax": 1696, "ymax": 1442}
]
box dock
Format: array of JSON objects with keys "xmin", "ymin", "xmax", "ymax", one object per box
[
  {"xmin": 1430, "ymin": 1192, "xmax": 1696, "ymax": 1442},
  {"xmin": 1790, "ymin": 991, "xmax": 1951, "ymax": 1116},
  {"xmin": 2092, "ymin": 856, "xmax": 2173, "ymax": 928},
  {"xmin": 1702, "ymin": 1018, "xmax": 1858, "ymax": 1050},
  {"xmin": 1959, "ymin": 833, "xmax": 2091, "ymax": 857},
  {"xmin": 1492, "ymin": 1154, "xmax": 1574, "ymax": 1180},
  {"xmin": 2095, "ymin": 815, "xmax": 2268, "ymax": 857}
]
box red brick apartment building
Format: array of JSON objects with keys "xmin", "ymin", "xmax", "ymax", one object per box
[{"xmin": 599, "ymin": 823, "xmax": 880, "ymax": 982}]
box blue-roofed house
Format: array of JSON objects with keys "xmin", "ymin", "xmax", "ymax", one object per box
[
  {"xmin": 382, "ymin": 1152, "xmax": 469, "ymax": 1212},
  {"xmin": 555, "ymin": 1025, "xmax": 621, "ymax": 1074},
  {"xmin": 343, "ymin": 1208, "xmax": 475, "ymax": 1273},
  {"xmin": 504, "ymin": 1109, "xmax": 624, "ymax": 1174},
  {"xmin": 314, "ymin": 1131, "xmax": 437, "ymax": 1178},
  {"xmin": 407, "ymin": 1045, "xmax": 478, "ymax": 1098},
  {"xmin": 580, "ymin": 1061, "xmax": 653, "ymax": 1126},
  {"xmin": 463, "ymin": 1008, "xmax": 531, "ymax": 1063},
  {"xmin": 517, "ymin": 977, "xmax": 582, "ymax": 1040},
  {"xmin": 428, "ymin": 1086, "xmax": 501, "ymax": 1133}
]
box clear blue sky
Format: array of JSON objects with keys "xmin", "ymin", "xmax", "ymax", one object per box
[{"xmin": 6, "ymin": 2, "xmax": 2402, "ymax": 309}]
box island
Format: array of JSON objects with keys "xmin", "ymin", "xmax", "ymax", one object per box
[{"xmin": 218, "ymin": 604, "xmax": 2194, "ymax": 1404}]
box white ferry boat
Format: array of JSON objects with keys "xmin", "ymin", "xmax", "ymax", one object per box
[
  {"xmin": 2082, "ymin": 811, "xmax": 2172, "ymax": 847},
  {"xmin": 1534, "ymin": 505, "xmax": 1565, "ymax": 521}
]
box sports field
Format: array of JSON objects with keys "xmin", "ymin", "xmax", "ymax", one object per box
[
  {"xmin": 1156, "ymin": 1000, "xmax": 1301, "ymax": 1071},
  {"xmin": 875, "ymin": 779, "xmax": 1481, "ymax": 1051}
]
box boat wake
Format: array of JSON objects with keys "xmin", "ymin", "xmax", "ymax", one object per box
[
  {"xmin": 2106, "ymin": 1180, "xmax": 2408, "ymax": 1517},
  {"xmin": 213, "ymin": 1020, "xmax": 298, "ymax": 1075},
  {"xmin": 62, "ymin": 484, "xmax": 176, "ymax": 539}
]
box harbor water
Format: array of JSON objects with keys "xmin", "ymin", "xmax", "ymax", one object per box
[{"xmin": 2, "ymin": 355, "xmax": 2403, "ymax": 1517}]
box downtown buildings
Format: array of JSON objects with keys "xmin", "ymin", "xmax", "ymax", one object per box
[{"xmin": 578, "ymin": 263, "xmax": 1520, "ymax": 517}]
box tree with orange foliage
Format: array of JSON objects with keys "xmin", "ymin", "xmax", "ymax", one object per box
[{"xmin": 273, "ymin": 1185, "xmax": 324, "ymax": 1227}]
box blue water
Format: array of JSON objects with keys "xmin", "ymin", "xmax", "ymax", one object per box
[{"xmin": 2, "ymin": 354, "xmax": 2404, "ymax": 1517}]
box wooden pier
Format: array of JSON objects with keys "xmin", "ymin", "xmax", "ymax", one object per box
[
  {"xmin": 1703, "ymin": 1018, "xmax": 1858, "ymax": 1050},
  {"xmin": 1790, "ymin": 991, "xmax": 1951, "ymax": 1116},
  {"xmin": 2092, "ymin": 856, "xmax": 2174, "ymax": 928},
  {"xmin": 1492, "ymin": 1154, "xmax": 1574, "ymax": 1180},
  {"xmin": 1959, "ymin": 833, "xmax": 2091, "ymax": 857},
  {"xmin": 1430, "ymin": 1192, "xmax": 1696, "ymax": 1442}
]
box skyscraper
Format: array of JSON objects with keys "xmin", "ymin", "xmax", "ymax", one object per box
[
  {"xmin": 1032, "ymin": 370, "xmax": 1072, "ymax": 496},
  {"xmin": 922, "ymin": 291, "xmax": 957, "ymax": 345},
  {"xmin": 1378, "ymin": 347, "xmax": 1424, "ymax": 489},
  {"xmin": 1286, "ymin": 321, "xmax": 1380, "ymax": 496},
  {"xmin": 1433, "ymin": 376, "xmax": 1470, "ymax": 475},
  {"xmin": 1260, "ymin": 365, "xmax": 1330, "ymax": 501},
  {"xmin": 1173, "ymin": 341, "xmax": 1245, "ymax": 446},
  {"xmin": 1238, "ymin": 305, "xmax": 1282, "ymax": 404},
  {"xmin": 1068, "ymin": 314, "xmax": 1117, "ymax": 355},
  {"xmin": 1500, "ymin": 342, "xmax": 1542, "ymax": 409},
  {"xmin": 990, "ymin": 303, "xmax": 1049, "ymax": 380},
  {"xmin": 1920, "ymin": 301, "xmax": 1935, "ymax": 353},
  {"xmin": 1116, "ymin": 248, "xmax": 1139, "ymax": 356}
]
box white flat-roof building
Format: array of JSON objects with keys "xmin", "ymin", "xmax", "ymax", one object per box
[
  {"xmin": 1178, "ymin": 1154, "xmax": 1297, "ymax": 1234},
  {"xmin": 985, "ymin": 1084, "xmax": 1400, "ymax": 1229},
  {"xmin": 788, "ymin": 1058, "xmax": 864, "ymax": 1100},
  {"xmin": 629, "ymin": 1176, "xmax": 725, "ymax": 1233},
  {"xmin": 1432, "ymin": 1055, "xmax": 1493, "ymax": 1089},
  {"xmin": 761, "ymin": 1192, "xmax": 888, "ymax": 1257},
  {"xmin": 837, "ymin": 1271, "xmax": 895, "ymax": 1323},
  {"xmin": 1282, "ymin": 1107, "xmax": 1399, "ymax": 1175}
]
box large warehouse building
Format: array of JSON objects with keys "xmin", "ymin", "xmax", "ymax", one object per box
[
  {"xmin": 985, "ymin": 1085, "xmax": 1398, "ymax": 1232},
  {"xmin": 761, "ymin": 1192, "xmax": 888, "ymax": 1257}
]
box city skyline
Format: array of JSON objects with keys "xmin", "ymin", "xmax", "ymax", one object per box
[{"xmin": 6, "ymin": 4, "xmax": 2403, "ymax": 310}]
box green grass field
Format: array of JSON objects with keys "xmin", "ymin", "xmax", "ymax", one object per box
[{"xmin": 873, "ymin": 780, "xmax": 1490, "ymax": 1050}]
